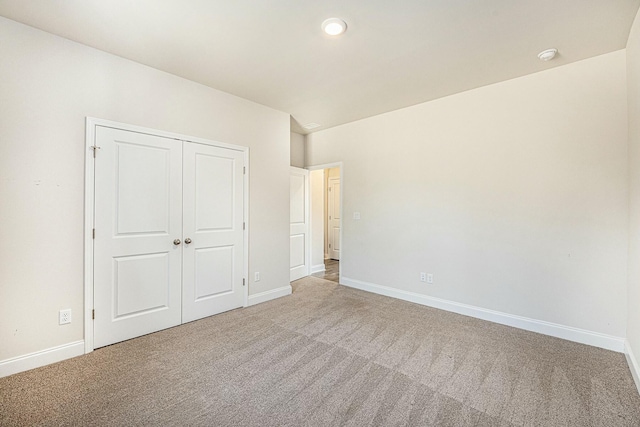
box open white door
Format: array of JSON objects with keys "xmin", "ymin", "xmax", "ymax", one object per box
[
  {"xmin": 290, "ymin": 167, "xmax": 310, "ymax": 281},
  {"xmin": 93, "ymin": 126, "xmax": 183, "ymax": 348},
  {"xmin": 328, "ymin": 176, "xmax": 341, "ymax": 260},
  {"xmin": 182, "ymin": 142, "xmax": 245, "ymax": 323}
]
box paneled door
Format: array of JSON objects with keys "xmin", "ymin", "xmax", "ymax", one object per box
[
  {"xmin": 93, "ymin": 126, "xmax": 183, "ymax": 348},
  {"xmin": 290, "ymin": 167, "xmax": 310, "ymax": 281},
  {"xmin": 92, "ymin": 125, "xmax": 246, "ymax": 348},
  {"xmin": 182, "ymin": 142, "xmax": 245, "ymax": 323},
  {"xmin": 328, "ymin": 176, "xmax": 341, "ymax": 260}
]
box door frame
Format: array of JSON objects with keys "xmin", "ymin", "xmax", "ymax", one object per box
[
  {"xmin": 84, "ymin": 117, "xmax": 249, "ymax": 353},
  {"xmin": 306, "ymin": 162, "xmax": 344, "ymax": 284}
]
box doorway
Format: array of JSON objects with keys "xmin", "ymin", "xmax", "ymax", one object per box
[
  {"xmin": 308, "ymin": 164, "xmax": 342, "ymax": 283},
  {"xmin": 327, "ymin": 173, "xmax": 341, "ymax": 261}
]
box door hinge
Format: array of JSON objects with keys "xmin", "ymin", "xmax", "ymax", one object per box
[
  {"xmin": 92, "ymin": 228, "xmax": 95, "ymax": 239},
  {"xmin": 243, "ymin": 278, "xmax": 245, "ymax": 286},
  {"xmin": 328, "ymin": 187, "xmax": 331, "ymax": 191},
  {"xmin": 92, "ymin": 309, "xmax": 95, "ymax": 320},
  {"xmin": 243, "ymin": 222, "xmax": 245, "ymax": 230},
  {"xmin": 243, "ymin": 166, "xmax": 246, "ymax": 175},
  {"xmin": 329, "ymin": 243, "xmax": 332, "ymax": 248},
  {"xmin": 91, "ymin": 146, "xmax": 101, "ymax": 158}
]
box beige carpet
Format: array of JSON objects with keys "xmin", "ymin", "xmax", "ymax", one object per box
[{"xmin": 1, "ymin": 276, "xmax": 639, "ymax": 426}]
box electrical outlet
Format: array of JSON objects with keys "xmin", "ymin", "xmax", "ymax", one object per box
[
  {"xmin": 59, "ymin": 309, "xmax": 72, "ymax": 325},
  {"xmin": 427, "ymin": 274, "xmax": 433, "ymax": 284},
  {"xmin": 254, "ymin": 272, "xmax": 260, "ymax": 282},
  {"xmin": 420, "ymin": 272, "xmax": 427, "ymax": 282}
]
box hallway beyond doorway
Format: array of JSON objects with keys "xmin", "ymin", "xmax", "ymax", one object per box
[{"xmin": 312, "ymin": 259, "xmax": 339, "ymax": 283}]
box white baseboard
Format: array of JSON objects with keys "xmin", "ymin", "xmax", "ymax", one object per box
[
  {"xmin": 247, "ymin": 285, "xmax": 292, "ymax": 306},
  {"xmin": 0, "ymin": 340, "xmax": 85, "ymax": 378},
  {"xmin": 310, "ymin": 264, "xmax": 326, "ymax": 274},
  {"xmin": 341, "ymin": 277, "xmax": 625, "ymax": 353},
  {"xmin": 625, "ymin": 340, "xmax": 640, "ymax": 395}
]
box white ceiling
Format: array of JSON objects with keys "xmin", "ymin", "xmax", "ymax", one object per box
[{"xmin": 1, "ymin": 0, "xmax": 638, "ymax": 134}]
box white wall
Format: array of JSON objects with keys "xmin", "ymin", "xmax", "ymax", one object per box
[
  {"xmin": 290, "ymin": 132, "xmax": 305, "ymax": 168},
  {"xmin": 307, "ymin": 51, "xmax": 629, "ymax": 342},
  {"xmin": 0, "ymin": 17, "xmax": 290, "ymax": 362},
  {"xmin": 626, "ymin": 7, "xmax": 640, "ymax": 389}
]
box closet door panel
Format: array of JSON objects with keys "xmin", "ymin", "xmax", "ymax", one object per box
[
  {"xmin": 93, "ymin": 126, "xmax": 183, "ymax": 348},
  {"xmin": 182, "ymin": 142, "xmax": 244, "ymax": 323}
]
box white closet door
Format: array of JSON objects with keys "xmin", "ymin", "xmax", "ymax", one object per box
[
  {"xmin": 290, "ymin": 167, "xmax": 310, "ymax": 281},
  {"xmin": 93, "ymin": 126, "xmax": 183, "ymax": 348},
  {"xmin": 182, "ymin": 142, "xmax": 245, "ymax": 323}
]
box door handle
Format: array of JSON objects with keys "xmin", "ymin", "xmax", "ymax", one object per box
[
  {"xmin": 184, "ymin": 238, "xmax": 192, "ymax": 244},
  {"xmin": 173, "ymin": 239, "xmax": 181, "ymax": 245}
]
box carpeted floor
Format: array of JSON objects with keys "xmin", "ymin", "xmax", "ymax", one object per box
[{"xmin": 1, "ymin": 276, "xmax": 639, "ymax": 426}]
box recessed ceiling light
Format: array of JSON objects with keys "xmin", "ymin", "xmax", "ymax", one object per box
[
  {"xmin": 303, "ymin": 123, "xmax": 321, "ymax": 130},
  {"xmin": 322, "ymin": 18, "xmax": 347, "ymax": 36},
  {"xmin": 538, "ymin": 48, "xmax": 558, "ymax": 61}
]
